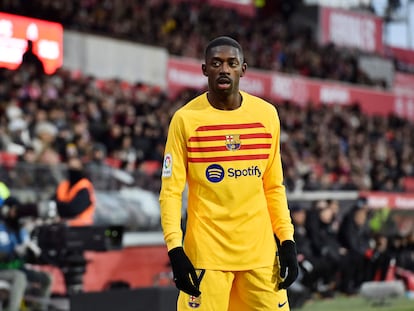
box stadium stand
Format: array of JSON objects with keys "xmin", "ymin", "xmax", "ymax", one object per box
[
  {"xmin": 0, "ymin": 0, "xmax": 395, "ymax": 88},
  {"xmin": 0, "ymin": 0, "xmax": 413, "ymax": 308},
  {"xmin": 0, "ymin": 65, "xmax": 412, "ymax": 194}
]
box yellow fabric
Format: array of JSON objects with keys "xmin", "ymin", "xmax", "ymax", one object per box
[
  {"xmin": 177, "ymin": 266, "xmax": 289, "ymax": 311},
  {"xmin": 0, "ymin": 182, "xmax": 10, "ymax": 201},
  {"xmin": 160, "ymin": 91, "xmax": 293, "ymax": 270},
  {"xmin": 254, "ymin": 0, "xmax": 266, "ymax": 8}
]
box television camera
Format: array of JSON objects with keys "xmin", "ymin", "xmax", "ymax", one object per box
[
  {"xmin": 30, "ymin": 223, "xmax": 124, "ymax": 294},
  {"xmin": 2, "ymin": 195, "xmax": 124, "ymax": 294},
  {"xmin": 32, "ymin": 223, "xmax": 124, "ymax": 255}
]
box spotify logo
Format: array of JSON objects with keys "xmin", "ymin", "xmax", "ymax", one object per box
[{"xmin": 205, "ymin": 164, "xmax": 225, "ymax": 183}]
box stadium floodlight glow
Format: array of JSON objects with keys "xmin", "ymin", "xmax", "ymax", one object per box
[{"xmin": 0, "ymin": 12, "xmax": 63, "ymax": 74}]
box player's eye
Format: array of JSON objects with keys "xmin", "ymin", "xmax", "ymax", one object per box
[{"xmin": 212, "ymin": 60, "xmax": 221, "ymax": 67}]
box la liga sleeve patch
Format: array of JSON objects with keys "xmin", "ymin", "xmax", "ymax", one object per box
[{"xmin": 162, "ymin": 153, "xmax": 173, "ymax": 177}]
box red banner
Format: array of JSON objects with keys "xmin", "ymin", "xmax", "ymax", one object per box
[
  {"xmin": 170, "ymin": 0, "xmax": 255, "ymax": 16},
  {"xmin": 359, "ymin": 191, "xmax": 414, "ymax": 210},
  {"xmin": 167, "ymin": 57, "xmax": 414, "ymax": 121},
  {"xmin": 319, "ymin": 7, "xmax": 383, "ymax": 54},
  {"xmin": 387, "ymin": 45, "xmax": 414, "ymax": 66},
  {"xmin": 394, "ymin": 72, "xmax": 414, "ymax": 98},
  {"xmin": 167, "ymin": 57, "xmax": 207, "ymax": 98},
  {"xmin": 0, "ymin": 12, "xmax": 63, "ymax": 74},
  {"xmin": 208, "ymin": 0, "xmax": 255, "ymax": 16}
]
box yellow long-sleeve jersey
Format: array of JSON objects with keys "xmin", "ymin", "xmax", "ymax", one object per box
[{"xmin": 159, "ymin": 91, "xmax": 294, "ymax": 271}]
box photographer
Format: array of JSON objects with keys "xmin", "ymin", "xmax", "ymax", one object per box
[{"xmin": 0, "ymin": 182, "xmax": 52, "ymax": 311}]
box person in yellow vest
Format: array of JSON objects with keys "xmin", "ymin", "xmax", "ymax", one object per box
[
  {"xmin": 0, "ymin": 182, "xmax": 11, "ymax": 207},
  {"xmin": 254, "ymin": 0, "xmax": 266, "ymax": 18},
  {"xmin": 54, "ymin": 156, "xmax": 96, "ymax": 227},
  {"xmin": 254, "ymin": 0, "xmax": 265, "ymax": 8}
]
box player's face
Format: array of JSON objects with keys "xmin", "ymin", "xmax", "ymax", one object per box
[{"xmin": 202, "ymin": 45, "xmax": 246, "ymax": 95}]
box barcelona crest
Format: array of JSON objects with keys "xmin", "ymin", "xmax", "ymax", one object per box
[
  {"xmin": 188, "ymin": 295, "xmax": 201, "ymax": 308},
  {"xmin": 225, "ymin": 134, "xmax": 241, "ymax": 151}
]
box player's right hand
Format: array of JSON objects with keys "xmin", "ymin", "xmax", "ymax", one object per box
[{"xmin": 168, "ymin": 247, "xmax": 201, "ymax": 297}]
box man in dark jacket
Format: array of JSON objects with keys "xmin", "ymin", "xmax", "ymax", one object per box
[
  {"xmin": 306, "ymin": 200, "xmax": 349, "ymax": 295},
  {"xmin": 338, "ymin": 197, "xmax": 375, "ymax": 294},
  {"xmin": 291, "ymin": 205, "xmax": 329, "ymax": 293}
]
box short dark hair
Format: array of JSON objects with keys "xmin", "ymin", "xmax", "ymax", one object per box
[{"xmin": 204, "ymin": 36, "xmax": 243, "ymax": 60}]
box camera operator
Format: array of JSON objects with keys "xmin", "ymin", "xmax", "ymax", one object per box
[
  {"xmin": 0, "ymin": 182, "xmax": 52, "ymax": 311},
  {"xmin": 50, "ymin": 155, "xmax": 97, "ymax": 294},
  {"xmin": 53, "ymin": 155, "xmax": 96, "ymax": 227}
]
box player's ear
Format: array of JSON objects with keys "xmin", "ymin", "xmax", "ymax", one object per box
[
  {"xmin": 202, "ymin": 64, "xmax": 207, "ymax": 76},
  {"xmin": 240, "ymin": 62, "xmax": 247, "ymax": 77}
]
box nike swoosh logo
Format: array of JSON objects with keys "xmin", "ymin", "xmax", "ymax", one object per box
[{"xmin": 278, "ymin": 301, "xmax": 288, "ymax": 308}]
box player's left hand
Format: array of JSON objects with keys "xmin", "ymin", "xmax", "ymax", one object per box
[
  {"xmin": 278, "ymin": 240, "xmax": 298, "ymax": 289},
  {"xmin": 168, "ymin": 247, "xmax": 201, "ymax": 297}
]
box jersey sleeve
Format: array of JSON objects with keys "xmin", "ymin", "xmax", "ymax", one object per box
[
  {"xmin": 159, "ymin": 112, "xmax": 188, "ymax": 251},
  {"xmin": 263, "ymin": 107, "xmax": 294, "ymax": 243}
]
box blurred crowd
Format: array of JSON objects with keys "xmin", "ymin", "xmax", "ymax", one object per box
[
  {"xmin": 0, "ymin": 65, "xmax": 173, "ymax": 193},
  {"xmin": 2, "ymin": 0, "xmax": 412, "ymax": 192},
  {"xmin": 2, "ymin": 0, "xmax": 388, "ymax": 88},
  {"xmin": 279, "ymin": 101, "xmax": 414, "ymax": 193},
  {"xmin": 0, "ymin": 64, "xmax": 413, "ymax": 194},
  {"xmin": 289, "ymin": 197, "xmax": 414, "ymax": 305}
]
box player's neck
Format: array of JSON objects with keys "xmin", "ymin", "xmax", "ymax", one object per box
[{"xmin": 207, "ymin": 92, "xmax": 242, "ymax": 111}]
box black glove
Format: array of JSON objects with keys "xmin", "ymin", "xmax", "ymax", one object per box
[
  {"xmin": 168, "ymin": 247, "xmax": 201, "ymax": 297},
  {"xmin": 278, "ymin": 240, "xmax": 299, "ymax": 289}
]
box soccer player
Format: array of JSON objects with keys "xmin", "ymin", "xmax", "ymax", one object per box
[{"xmin": 159, "ymin": 36, "xmax": 298, "ymax": 310}]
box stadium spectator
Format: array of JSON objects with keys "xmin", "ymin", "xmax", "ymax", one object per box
[
  {"xmin": 18, "ymin": 40, "xmax": 45, "ymax": 77},
  {"xmin": 290, "ymin": 204, "xmax": 330, "ymax": 295},
  {"xmin": 84, "ymin": 143, "xmax": 116, "ymax": 190},
  {"xmin": 1, "ymin": 102, "xmax": 32, "ymax": 156},
  {"xmin": 0, "ymin": 186, "xmax": 52, "ymax": 311},
  {"xmin": 327, "ymin": 199, "xmax": 341, "ymax": 233},
  {"xmin": 399, "ymin": 230, "xmax": 414, "ymax": 272},
  {"xmin": 337, "ymin": 197, "xmax": 376, "ymax": 294},
  {"xmin": 32, "ymin": 121, "xmax": 60, "ymax": 165},
  {"xmin": 306, "ymin": 200, "xmax": 349, "ymax": 295}
]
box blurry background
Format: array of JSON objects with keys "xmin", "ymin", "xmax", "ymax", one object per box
[{"xmin": 0, "ymin": 0, "xmax": 413, "ymax": 310}]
